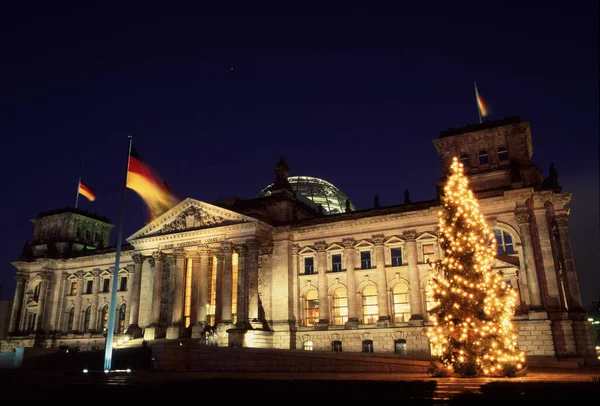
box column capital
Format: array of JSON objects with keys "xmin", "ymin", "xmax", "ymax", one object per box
[
  {"xmin": 198, "ymin": 244, "xmax": 211, "ymax": 257},
  {"xmin": 372, "ymin": 234, "xmax": 385, "ymax": 245},
  {"xmin": 190, "ymin": 253, "xmax": 202, "ymax": 262},
  {"xmin": 259, "ymin": 243, "xmax": 274, "ymax": 256},
  {"xmin": 132, "ymin": 253, "xmax": 145, "ymax": 264},
  {"xmin": 75, "ymin": 270, "xmax": 84, "ymax": 280},
  {"xmin": 15, "ymin": 272, "xmax": 28, "ymax": 283},
  {"xmin": 403, "ymin": 230, "xmax": 417, "ymax": 242},
  {"xmin": 38, "ymin": 271, "xmax": 53, "ymax": 282},
  {"xmin": 314, "ymin": 241, "xmax": 328, "ymax": 252},
  {"xmin": 221, "ymin": 241, "xmax": 234, "ymax": 253},
  {"xmin": 152, "ymin": 251, "xmax": 164, "ymax": 262},
  {"xmin": 173, "ymin": 247, "xmax": 186, "ymax": 258},
  {"xmin": 291, "ymin": 244, "xmax": 300, "ymax": 255},
  {"xmin": 554, "ymin": 213, "xmax": 569, "ymax": 229},
  {"xmin": 235, "ymin": 244, "xmax": 248, "ymax": 257},
  {"xmin": 342, "ymin": 238, "xmax": 355, "ymax": 249},
  {"xmin": 515, "ymin": 210, "xmax": 531, "ymax": 226},
  {"xmin": 213, "ymin": 249, "xmax": 225, "ymax": 259},
  {"xmin": 245, "ymin": 238, "xmax": 260, "ymax": 251},
  {"xmin": 61, "ymin": 272, "xmax": 69, "ymax": 281}
]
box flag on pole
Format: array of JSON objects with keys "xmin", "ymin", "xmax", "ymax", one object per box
[
  {"xmin": 78, "ymin": 179, "xmax": 96, "ymax": 201},
  {"xmin": 126, "ymin": 147, "xmax": 179, "ymax": 220},
  {"xmin": 474, "ymin": 81, "xmax": 488, "ymax": 121}
]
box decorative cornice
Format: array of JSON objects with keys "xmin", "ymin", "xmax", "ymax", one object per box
[
  {"xmin": 314, "ymin": 241, "xmax": 328, "ymax": 252},
  {"xmin": 403, "ymin": 230, "xmax": 417, "ymax": 242}
]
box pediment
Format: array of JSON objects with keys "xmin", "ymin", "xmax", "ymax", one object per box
[
  {"xmin": 416, "ymin": 232, "xmax": 437, "ymax": 240},
  {"xmin": 355, "ymin": 239, "xmax": 374, "ymax": 248},
  {"xmin": 384, "ymin": 236, "xmax": 405, "ymax": 244},
  {"xmin": 127, "ymin": 198, "xmax": 257, "ymax": 240},
  {"xmin": 493, "ymin": 256, "xmax": 520, "ymax": 268},
  {"xmin": 326, "ymin": 243, "xmax": 344, "ymax": 251},
  {"xmin": 299, "ymin": 246, "xmax": 316, "ymax": 255},
  {"xmin": 26, "ymin": 298, "xmax": 38, "ymax": 308},
  {"xmin": 99, "ymin": 270, "xmax": 112, "ymax": 278}
]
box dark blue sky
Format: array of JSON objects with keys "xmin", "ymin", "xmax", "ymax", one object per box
[{"xmin": 0, "ymin": 2, "xmax": 598, "ymax": 305}]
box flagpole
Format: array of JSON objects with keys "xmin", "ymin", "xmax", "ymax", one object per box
[
  {"xmin": 104, "ymin": 135, "xmax": 133, "ymax": 372},
  {"xmin": 75, "ymin": 177, "xmax": 81, "ymax": 209},
  {"xmin": 474, "ymin": 81, "xmax": 482, "ymax": 124}
]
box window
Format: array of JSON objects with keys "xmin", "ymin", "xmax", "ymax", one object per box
[
  {"xmin": 33, "ymin": 283, "xmax": 40, "ymax": 301},
  {"xmin": 83, "ymin": 306, "xmax": 91, "ymax": 331},
  {"xmin": 102, "ymin": 278, "xmax": 110, "ymax": 293},
  {"xmin": 362, "ymin": 285, "xmax": 378, "ymax": 324},
  {"xmin": 332, "ymin": 254, "xmax": 342, "ymax": 272},
  {"xmin": 303, "ymin": 341, "xmax": 313, "ymax": 351},
  {"xmin": 360, "ymin": 251, "xmax": 371, "ymax": 269},
  {"xmin": 391, "ymin": 247, "xmax": 403, "ymax": 267},
  {"xmin": 119, "ymin": 276, "xmax": 128, "ymax": 291},
  {"xmin": 85, "ymin": 280, "xmax": 93, "ymax": 294},
  {"xmin": 459, "ymin": 153, "xmax": 470, "ymax": 167},
  {"xmin": 362, "ymin": 339, "xmax": 374, "ymax": 353},
  {"xmin": 70, "ymin": 282, "xmax": 78, "ymax": 296},
  {"xmin": 497, "ymin": 146, "xmax": 509, "ymax": 162},
  {"xmin": 395, "ymin": 339, "xmax": 407, "ymax": 355},
  {"xmin": 478, "ymin": 150, "xmax": 489, "ymax": 165},
  {"xmin": 118, "ymin": 304, "xmax": 126, "ymax": 333},
  {"xmin": 423, "ymin": 244, "xmax": 436, "ymax": 264},
  {"xmin": 332, "ymin": 287, "xmax": 348, "ymax": 326},
  {"xmin": 304, "ymin": 257, "xmax": 315, "ymax": 275},
  {"xmin": 495, "ymin": 230, "xmax": 515, "ymax": 255},
  {"xmin": 101, "ymin": 305, "xmax": 109, "ymax": 332},
  {"xmin": 393, "ymin": 283, "xmax": 411, "ymax": 323},
  {"xmin": 304, "ymin": 289, "xmax": 319, "ymax": 326},
  {"xmin": 332, "ymin": 340, "xmax": 343, "ymax": 352},
  {"xmin": 67, "ymin": 307, "xmax": 75, "ymax": 332}
]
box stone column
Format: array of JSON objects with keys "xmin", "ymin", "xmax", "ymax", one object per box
[
  {"xmin": 404, "ymin": 231, "xmax": 424, "ymax": 322},
  {"xmin": 89, "ymin": 270, "xmax": 100, "ymax": 332},
  {"xmin": 373, "ymin": 234, "xmax": 390, "ymax": 323},
  {"xmin": 292, "ymin": 244, "xmax": 301, "ymax": 326},
  {"xmin": 34, "ymin": 272, "xmax": 51, "ymax": 331},
  {"xmin": 167, "ymin": 248, "xmax": 186, "ymax": 339},
  {"xmin": 191, "ymin": 246, "xmax": 210, "ymax": 339},
  {"xmin": 72, "ymin": 271, "xmax": 84, "ymax": 332},
  {"xmin": 235, "ymin": 244, "xmax": 248, "ymax": 328},
  {"xmin": 190, "ymin": 253, "xmax": 201, "ymax": 326},
  {"xmin": 554, "ymin": 212, "xmax": 583, "ymax": 309},
  {"xmin": 8, "ymin": 273, "xmax": 27, "ymax": 333},
  {"xmin": 533, "ymin": 205, "xmax": 562, "ymax": 309},
  {"xmin": 144, "ymin": 251, "xmax": 164, "ymax": 341},
  {"xmin": 315, "ymin": 241, "xmax": 330, "ymax": 325},
  {"xmin": 515, "ymin": 209, "xmax": 543, "ymax": 309},
  {"xmin": 220, "ymin": 241, "xmax": 234, "ymax": 324},
  {"xmin": 246, "ymin": 239, "xmax": 260, "ymax": 323},
  {"xmin": 213, "ymin": 248, "xmax": 224, "ymax": 323},
  {"xmin": 343, "ymin": 238, "xmax": 359, "ymax": 327},
  {"xmin": 127, "ymin": 253, "xmax": 144, "ymax": 336}
]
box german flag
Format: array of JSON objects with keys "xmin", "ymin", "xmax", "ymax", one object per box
[
  {"xmin": 78, "ymin": 180, "xmax": 96, "ymax": 201},
  {"xmin": 127, "ymin": 147, "xmax": 179, "ymax": 220}
]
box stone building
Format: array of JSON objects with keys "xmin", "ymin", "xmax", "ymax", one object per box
[{"xmin": 1, "ymin": 116, "xmax": 596, "ymax": 362}]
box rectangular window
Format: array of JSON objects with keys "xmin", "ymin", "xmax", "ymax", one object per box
[
  {"xmin": 360, "ymin": 251, "xmax": 371, "ymax": 269},
  {"xmin": 119, "ymin": 276, "xmax": 128, "ymax": 291},
  {"xmin": 304, "ymin": 257, "xmax": 314, "ymax": 275},
  {"xmin": 332, "ymin": 254, "xmax": 342, "ymax": 272},
  {"xmin": 495, "ymin": 230, "xmax": 504, "ymax": 255},
  {"xmin": 423, "ymin": 244, "xmax": 435, "ymax": 264},
  {"xmin": 85, "ymin": 280, "xmax": 93, "ymax": 294},
  {"xmin": 102, "ymin": 278, "xmax": 110, "ymax": 293},
  {"xmin": 504, "ymin": 233, "xmax": 514, "ymax": 254},
  {"xmin": 391, "ymin": 247, "xmax": 403, "ymax": 267},
  {"xmin": 70, "ymin": 282, "xmax": 77, "ymax": 296}
]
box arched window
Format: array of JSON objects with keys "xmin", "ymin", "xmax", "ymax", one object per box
[
  {"xmin": 494, "ymin": 230, "xmax": 515, "ymax": 255},
  {"xmin": 83, "ymin": 306, "xmax": 91, "ymax": 331},
  {"xmin": 101, "ymin": 305, "xmax": 109, "ymax": 332},
  {"xmin": 459, "ymin": 153, "xmax": 470, "ymax": 167},
  {"xmin": 478, "ymin": 150, "xmax": 489, "ymax": 165},
  {"xmin": 395, "ymin": 338, "xmax": 407, "ymax": 355},
  {"xmin": 497, "ymin": 146, "xmax": 509, "ymax": 162},
  {"xmin": 33, "ymin": 283, "xmax": 41, "ymax": 301},
  {"xmin": 67, "ymin": 307, "xmax": 75, "ymax": 332},
  {"xmin": 392, "ymin": 283, "xmax": 411, "ymax": 323},
  {"xmin": 362, "ymin": 285, "xmax": 378, "ymax": 324},
  {"xmin": 304, "ymin": 289, "xmax": 319, "ymax": 326},
  {"xmin": 332, "ymin": 287, "xmax": 348, "ymax": 326},
  {"xmin": 331, "ymin": 340, "xmax": 343, "ymax": 352},
  {"xmin": 118, "ymin": 303, "xmax": 127, "ymax": 333},
  {"xmin": 362, "ymin": 339, "xmax": 374, "ymax": 353}
]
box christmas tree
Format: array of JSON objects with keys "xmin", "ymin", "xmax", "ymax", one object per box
[{"xmin": 426, "ymin": 157, "xmax": 525, "ymax": 377}]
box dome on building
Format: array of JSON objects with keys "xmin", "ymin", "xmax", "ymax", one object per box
[{"xmin": 257, "ymin": 176, "xmax": 355, "ymax": 215}]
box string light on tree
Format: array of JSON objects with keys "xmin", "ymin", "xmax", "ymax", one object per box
[{"xmin": 426, "ymin": 156, "xmax": 526, "ymax": 377}]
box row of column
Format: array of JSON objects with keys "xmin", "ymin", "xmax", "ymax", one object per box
[{"xmin": 130, "ymin": 239, "xmax": 261, "ymax": 337}]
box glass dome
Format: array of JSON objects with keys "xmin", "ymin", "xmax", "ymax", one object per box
[{"xmin": 257, "ymin": 176, "xmax": 355, "ymax": 215}]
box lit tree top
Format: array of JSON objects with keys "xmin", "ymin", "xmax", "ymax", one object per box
[{"xmin": 426, "ymin": 157, "xmax": 525, "ymax": 377}]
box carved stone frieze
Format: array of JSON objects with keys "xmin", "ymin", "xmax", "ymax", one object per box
[{"xmin": 161, "ymin": 205, "xmax": 228, "ymax": 233}]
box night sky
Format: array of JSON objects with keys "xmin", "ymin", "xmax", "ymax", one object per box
[{"xmin": 0, "ymin": 2, "xmax": 598, "ymax": 306}]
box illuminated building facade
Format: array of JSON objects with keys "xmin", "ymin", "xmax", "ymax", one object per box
[{"xmin": 1, "ymin": 117, "xmax": 596, "ymax": 362}]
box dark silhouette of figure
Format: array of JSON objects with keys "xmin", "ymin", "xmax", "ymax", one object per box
[{"xmin": 542, "ymin": 162, "xmax": 562, "ymax": 192}]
